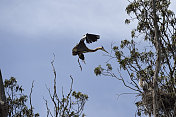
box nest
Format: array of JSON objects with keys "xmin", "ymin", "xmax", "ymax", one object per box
[{"xmin": 141, "ymin": 90, "xmax": 176, "ymax": 116}]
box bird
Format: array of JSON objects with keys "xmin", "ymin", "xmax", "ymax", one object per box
[
  {"xmin": 139, "ymin": 77, "xmax": 148, "ymax": 91},
  {"xmin": 72, "ymin": 33, "xmax": 108, "ymax": 61}
]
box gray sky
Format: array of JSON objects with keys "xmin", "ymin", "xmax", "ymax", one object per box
[{"xmin": 0, "ymin": 0, "xmax": 175, "ymax": 117}]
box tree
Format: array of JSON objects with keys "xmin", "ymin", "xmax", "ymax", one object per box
[
  {"xmin": 0, "ymin": 57, "xmax": 88, "ymax": 117},
  {"xmin": 4, "ymin": 77, "xmax": 39, "ymax": 117},
  {"xmin": 152, "ymin": 0, "xmax": 161, "ymax": 116},
  {"xmin": 94, "ymin": 0, "xmax": 176, "ymax": 116},
  {"xmin": 0, "ymin": 70, "xmax": 8, "ymax": 117},
  {"xmin": 43, "ymin": 57, "xmax": 88, "ymax": 117}
]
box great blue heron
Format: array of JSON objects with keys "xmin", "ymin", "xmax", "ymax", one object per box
[{"xmin": 72, "ymin": 33, "xmax": 108, "ymax": 61}]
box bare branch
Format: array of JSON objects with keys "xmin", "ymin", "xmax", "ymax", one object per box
[{"xmin": 29, "ymin": 80, "xmax": 34, "ymax": 116}]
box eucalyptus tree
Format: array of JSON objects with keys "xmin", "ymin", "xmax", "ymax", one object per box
[
  {"xmin": 4, "ymin": 77, "xmax": 39, "ymax": 117},
  {"xmin": 0, "ymin": 57, "xmax": 88, "ymax": 117},
  {"xmin": 44, "ymin": 58, "xmax": 88, "ymax": 117},
  {"xmin": 0, "ymin": 70, "xmax": 8, "ymax": 117},
  {"xmin": 94, "ymin": 0, "xmax": 176, "ymax": 116}
]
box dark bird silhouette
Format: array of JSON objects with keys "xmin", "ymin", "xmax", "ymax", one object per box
[{"xmin": 72, "ymin": 33, "xmax": 108, "ymax": 61}]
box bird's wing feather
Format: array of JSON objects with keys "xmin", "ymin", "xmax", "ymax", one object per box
[
  {"xmin": 82, "ymin": 33, "xmax": 100, "ymax": 44},
  {"xmin": 77, "ymin": 40, "xmax": 89, "ymax": 52}
]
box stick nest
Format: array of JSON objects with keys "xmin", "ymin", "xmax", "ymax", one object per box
[{"xmin": 138, "ymin": 90, "xmax": 176, "ymax": 116}]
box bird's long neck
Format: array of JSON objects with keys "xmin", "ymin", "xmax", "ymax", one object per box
[{"xmin": 89, "ymin": 47, "xmax": 102, "ymax": 52}]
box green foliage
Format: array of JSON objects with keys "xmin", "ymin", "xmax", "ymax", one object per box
[
  {"xmin": 94, "ymin": 64, "xmax": 112, "ymax": 76},
  {"xmin": 45, "ymin": 84, "xmax": 88, "ymax": 117},
  {"xmin": 94, "ymin": 66, "xmax": 103, "ymax": 76},
  {"xmin": 4, "ymin": 77, "xmax": 39, "ymax": 117},
  {"xmin": 4, "ymin": 76, "xmax": 88, "ymax": 117},
  {"xmin": 120, "ymin": 39, "xmax": 130, "ymax": 48},
  {"xmin": 94, "ymin": 0, "xmax": 176, "ymax": 116},
  {"xmin": 113, "ymin": 46, "xmax": 118, "ymax": 50},
  {"xmin": 131, "ymin": 30, "xmax": 135, "ymax": 38},
  {"xmin": 72, "ymin": 91, "xmax": 88, "ymax": 100},
  {"xmin": 45, "ymin": 60, "xmax": 88, "ymax": 117},
  {"xmin": 125, "ymin": 19, "xmax": 130, "ymax": 24},
  {"xmin": 106, "ymin": 64, "xmax": 112, "ymax": 71}
]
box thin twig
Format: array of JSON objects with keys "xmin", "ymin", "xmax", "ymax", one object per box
[
  {"xmin": 43, "ymin": 97, "xmax": 54, "ymax": 117},
  {"xmin": 116, "ymin": 92, "xmax": 139, "ymax": 101},
  {"xmin": 29, "ymin": 80, "xmax": 34, "ymax": 116}
]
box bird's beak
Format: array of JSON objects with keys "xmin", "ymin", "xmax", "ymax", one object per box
[{"xmin": 101, "ymin": 46, "xmax": 109, "ymax": 54}]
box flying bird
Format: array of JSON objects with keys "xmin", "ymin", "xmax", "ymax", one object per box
[{"xmin": 72, "ymin": 33, "xmax": 108, "ymax": 62}]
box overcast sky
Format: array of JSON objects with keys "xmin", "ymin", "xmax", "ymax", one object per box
[{"xmin": 0, "ymin": 0, "xmax": 176, "ymax": 117}]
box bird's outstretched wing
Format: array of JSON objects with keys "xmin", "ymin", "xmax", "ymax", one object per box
[{"xmin": 82, "ymin": 33, "xmax": 100, "ymax": 44}]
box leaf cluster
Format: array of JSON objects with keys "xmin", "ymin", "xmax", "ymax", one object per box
[{"xmin": 4, "ymin": 77, "xmax": 39, "ymax": 117}]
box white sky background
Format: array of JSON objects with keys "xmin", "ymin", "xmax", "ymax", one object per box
[{"xmin": 0, "ymin": 0, "xmax": 176, "ymax": 117}]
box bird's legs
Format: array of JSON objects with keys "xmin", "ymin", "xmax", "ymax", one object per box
[{"xmin": 78, "ymin": 58, "xmax": 82, "ymax": 71}]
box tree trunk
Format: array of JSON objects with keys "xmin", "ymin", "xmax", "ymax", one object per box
[
  {"xmin": 0, "ymin": 70, "xmax": 8, "ymax": 117},
  {"xmin": 152, "ymin": 0, "xmax": 161, "ymax": 117}
]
